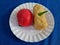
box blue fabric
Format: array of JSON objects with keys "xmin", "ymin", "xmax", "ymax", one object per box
[{"xmin": 0, "ymin": 0, "xmax": 60, "ymax": 45}]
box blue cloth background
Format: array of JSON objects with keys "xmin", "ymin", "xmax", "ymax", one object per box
[{"xmin": 0, "ymin": 0, "xmax": 60, "ymax": 45}]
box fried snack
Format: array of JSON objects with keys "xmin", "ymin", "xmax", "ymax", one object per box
[{"xmin": 33, "ymin": 4, "xmax": 48, "ymax": 30}]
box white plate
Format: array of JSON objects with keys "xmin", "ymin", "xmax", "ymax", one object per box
[{"xmin": 9, "ymin": 2, "xmax": 55, "ymax": 42}]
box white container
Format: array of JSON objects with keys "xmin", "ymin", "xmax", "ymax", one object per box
[{"xmin": 9, "ymin": 2, "xmax": 55, "ymax": 42}]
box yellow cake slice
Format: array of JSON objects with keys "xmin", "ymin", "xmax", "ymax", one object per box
[{"xmin": 33, "ymin": 4, "xmax": 48, "ymax": 30}]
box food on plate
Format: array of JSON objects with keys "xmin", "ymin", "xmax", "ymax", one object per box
[
  {"xmin": 17, "ymin": 9, "xmax": 33, "ymax": 26},
  {"xmin": 33, "ymin": 4, "xmax": 48, "ymax": 30}
]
